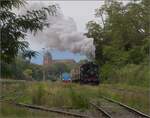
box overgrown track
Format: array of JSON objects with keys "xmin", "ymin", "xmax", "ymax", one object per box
[
  {"xmin": 15, "ymin": 103, "xmax": 89, "ymax": 118},
  {"xmin": 90, "ymin": 102, "xmax": 112, "ymax": 118},
  {"xmin": 0, "ymin": 98, "xmax": 89, "ymax": 118},
  {"xmin": 101, "ymin": 96, "xmax": 150, "ymax": 118},
  {"xmin": 0, "ymin": 89, "xmax": 89, "ymax": 118}
]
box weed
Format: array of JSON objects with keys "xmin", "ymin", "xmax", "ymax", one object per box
[
  {"xmin": 69, "ymin": 87, "xmax": 89, "ymax": 109},
  {"xmin": 32, "ymin": 83, "xmax": 47, "ymax": 105}
]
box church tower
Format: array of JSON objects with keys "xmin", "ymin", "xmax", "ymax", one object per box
[{"xmin": 43, "ymin": 51, "xmax": 52, "ymax": 65}]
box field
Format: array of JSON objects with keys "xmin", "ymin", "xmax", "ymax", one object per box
[{"xmin": 0, "ymin": 80, "xmax": 149, "ymax": 118}]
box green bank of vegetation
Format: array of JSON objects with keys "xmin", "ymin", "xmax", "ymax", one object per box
[
  {"xmin": 1, "ymin": 56, "xmax": 73, "ymax": 81},
  {"xmin": 0, "ymin": 81, "xmax": 149, "ymax": 117},
  {"xmin": 86, "ymin": 0, "xmax": 150, "ymax": 87}
]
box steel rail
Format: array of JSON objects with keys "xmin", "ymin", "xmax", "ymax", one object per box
[
  {"xmin": 16, "ymin": 102, "xmax": 89, "ymax": 118},
  {"xmin": 89, "ymin": 102, "xmax": 112, "ymax": 118},
  {"xmin": 0, "ymin": 99, "xmax": 89, "ymax": 118},
  {"xmin": 102, "ymin": 96, "xmax": 150, "ymax": 118}
]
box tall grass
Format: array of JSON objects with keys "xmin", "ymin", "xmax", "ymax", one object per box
[
  {"xmin": 29, "ymin": 82, "xmax": 90, "ymax": 109},
  {"xmin": 98, "ymin": 84, "xmax": 150, "ymax": 114},
  {"xmin": 69, "ymin": 87, "xmax": 89, "ymax": 109},
  {"xmin": 31, "ymin": 83, "xmax": 48, "ymax": 105},
  {"xmin": 103, "ymin": 64, "xmax": 150, "ymax": 88},
  {"xmin": 1, "ymin": 81, "xmax": 149, "ymax": 116}
]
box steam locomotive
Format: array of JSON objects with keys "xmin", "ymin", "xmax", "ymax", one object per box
[{"xmin": 71, "ymin": 62, "xmax": 100, "ymax": 85}]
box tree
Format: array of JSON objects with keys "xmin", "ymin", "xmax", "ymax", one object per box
[
  {"xmin": 23, "ymin": 69, "xmax": 33, "ymax": 80},
  {"xmin": 1, "ymin": 55, "xmax": 29, "ymax": 79},
  {"xmin": 30, "ymin": 64, "xmax": 43, "ymax": 81},
  {"xmin": 86, "ymin": 21, "xmax": 106, "ymax": 65},
  {"xmin": 86, "ymin": 0, "xmax": 150, "ymax": 67},
  {"xmin": 22, "ymin": 50, "xmax": 39, "ymax": 63},
  {"xmin": 44, "ymin": 63, "xmax": 70, "ymax": 80},
  {"xmin": 0, "ymin": 0, "xmax": 57, "ymax": 63},
  {"xmin": 86, "ymin": 0, "xmax": 150, "ymax": 81}
]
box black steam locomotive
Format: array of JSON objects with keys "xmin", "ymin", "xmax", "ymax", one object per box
[{"xmin": 71, "ymin": 62, "xmax": 100, "ymax": 85}]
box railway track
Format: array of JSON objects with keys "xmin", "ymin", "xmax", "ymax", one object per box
[
  {"xmin": 101, "ymin": 96, "xmax": 150, "ymax": 118},
  {"xmin": 90, "ymin": 102, "xmax": 112, "ymax": 118},
  {"xmin": 1, "ymin": 89, "xmax": 150, "ymax": 118},
  {"xmin": 90, "ymin": 96, "xmax": 150, "ymax": 118},
  {"xmin": 0, "ymin": 88, "xmax": 89, "ymax": 118},
  {"xmin": 0, "ymin": 97, "xmax": 89, "ymax": 118}
]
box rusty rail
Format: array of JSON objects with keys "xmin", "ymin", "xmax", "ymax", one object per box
[
  {"xmin": 89, "ymin": 102, "xmax": 112, "ymax": 118},
  {"xmin": 102, "ymin": 96, "xmax": 150, "ymax": 118},
  {"xmin": 0, "ymin": 99, "xmax": 89, "ymax": 118}
]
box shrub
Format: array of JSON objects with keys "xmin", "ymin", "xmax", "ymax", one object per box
[
  {"xmin": 32, "ymin": 83, "xmax": 47, "ymax": 105},
  {"xmin": 107, "ymin": 64, "xmax": 150, "ymax": 87},
  {"xmin": 69, "ymin": 87, "xmax": 89, "ymax": 109},
  {"xmin": 100, "ymin": 64, "xmax": 116, "ymax": 82}
]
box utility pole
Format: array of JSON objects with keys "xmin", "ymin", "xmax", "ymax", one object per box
[{"xmin": 42, "ymin": 48, "xmax": 46, "ymax": 81}]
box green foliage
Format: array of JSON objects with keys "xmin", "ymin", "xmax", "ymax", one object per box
[
  {"xmin": 0, "ymin": 0, "xmax": 25, "ymax": 10},
  {"xmin": 0, "ymin": 0, "xmax": 57, "ymax": 63},
  {"xmin": 45, "ymin": 63, "xmax": 71, "ymax": 80},
  {"xmin": 86, "ymin": 21, "xmax": 105, "ymax": 65},
  {"xmin": 23, "ymin": 69, "xmax": 33, "ymax": 80},
  {"xmin": 1, "ymin": 56, "xmax": 27, "ymax": 79},
  {"xmin": 101, "ymin": 64, "xmax": 150, "ymax": 87},
  {"xmin": 31, "ymin": 64, "xmax": 43, "ymax": 81},
  {"xmin": 32, "ymin": 83, "xmax": 47, "ymax": 105},
  {"xmin": 100, "ymin": 64, "xmax": 115, "ymax": 81},
  {"xmin": 114, "ymin": 64, "xmax": 150, "ymax": 87},
  {"xmin": 1, "ymin": 81, "xmax": 149, "ymax": 115},
  {"xmin": 69, "ymin": 87, "xmax": 89, "ymax": 109},
  {"xmin": 1, "ymin": 62, "xmax": 13, "ymax": 78},
  {"xmin": 1, "ymin": 56, "xmax": 44, "ymax": 80},
  {"xmin": 103, "ymin": 46, "xmax": 129, "ymax": 66},
  {"xmin": 86, "ymin": 0, "xmax": 150, "ymax": 83},
  {"xmin": 22, "ymin": 50, "xmax": 39, "ymax": 63}
]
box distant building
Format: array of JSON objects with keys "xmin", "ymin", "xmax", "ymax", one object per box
[
  {"xmin": 43, "ymin": 51, "xmax": 52, "ymax": 65},
  {"xmin": 43, "ymin": 51, "xmax": 76, "ymax": 65}
]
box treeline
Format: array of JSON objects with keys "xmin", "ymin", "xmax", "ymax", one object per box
[
  {"xmin": 86, "ymin": 0, "xmax": 150, "ymax": 87},
  {"xmin": 0, "ymin": 0, "xmax": 71, "ymax": 81},
  {"xmin": 1, "ymin": 57, "xmax": 42, "ymax": 80},
  {"xmin": 1, "ymin": 56, "xmax": 73, "ymax": 81}
]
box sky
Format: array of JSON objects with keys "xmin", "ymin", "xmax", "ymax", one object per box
[
  {"xmin": 54, "ymin": 1, "xmax": 104, "ymax": 32},
  {"xmin": 25, "ymin": 1, "xmax": 104, "ymax": 64}
]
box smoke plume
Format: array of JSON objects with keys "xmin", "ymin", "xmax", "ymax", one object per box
[{"xmin": 18, "ymin": 1, "xmax": 95, "ymax": 58}]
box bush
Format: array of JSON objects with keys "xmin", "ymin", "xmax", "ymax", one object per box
[
  {"xmin": 69, "ymin": 87, "xmax": 89, "ymax": 109},
  {"xmin": 32, "ymin": 83, "xmax": 47, "ymax": 105},
  {"xmin": 104, "ymin": 64, "xmax": 150, "ymax": 87},
  {"xmin": 100, "ymin": 64, "xmax": 116, "ymax": 82}
]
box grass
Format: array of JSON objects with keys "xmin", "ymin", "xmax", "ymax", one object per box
[
  {"xmin": 0, "ymin": 102, "xmax": 60, "ymax": 118},
  {"xmin": 98, "ymin": 84, "xmax": 150, "ymax": 114},
  {"xmin": 0, "ymin": 80, "xmax": 149, "ymax": 117},
  {"xmin": 102, "ymin": 64, "xmax": 150, "ymax": 88}
]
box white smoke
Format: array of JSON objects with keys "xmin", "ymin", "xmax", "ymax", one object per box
[{"xmin": 17, "ymin": 1, "xmax": 95, "ymax": 58}]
